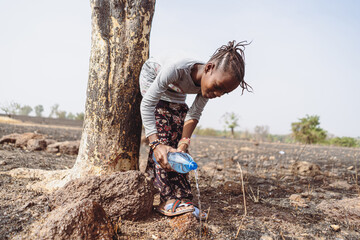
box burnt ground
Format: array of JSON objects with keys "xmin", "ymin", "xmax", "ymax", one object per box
[{"xmin": 0, "ymin": 119, "xmax": 360, "ymax": 240}]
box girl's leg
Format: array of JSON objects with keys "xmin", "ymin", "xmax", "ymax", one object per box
[
  {"xmin": 153, "ymin": 165, "xmax": 193, "ymax": 202},
  {"xmin": 146, "ymin": 100, "xmax": 193, "ymax": 203}
]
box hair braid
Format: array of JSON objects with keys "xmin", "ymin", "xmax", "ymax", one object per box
[{"xmin": 208, "ymin": 40, "xmax": 252, "ymax": 94}]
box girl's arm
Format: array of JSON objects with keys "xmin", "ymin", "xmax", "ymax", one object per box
[
  {"xmin": 178, "ymin": 119, "xmax": 198, "ymax": 152},
  {"xmin": 178, "ymin": 93, "xmax": 208, "ymax": 152}
]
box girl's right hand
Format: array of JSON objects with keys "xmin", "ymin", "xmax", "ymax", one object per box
[{"xmin": 153, "ymin": 144, "xmax": 177, "ymax": 171}]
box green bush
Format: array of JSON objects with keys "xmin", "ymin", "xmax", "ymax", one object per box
[
  {"xmin": 328, "ymin": 137, "xmax": 359, "ymax": 148},
  {"xmin": 18, "ymin": 105, "xmax": 33, "ymax": 116}
]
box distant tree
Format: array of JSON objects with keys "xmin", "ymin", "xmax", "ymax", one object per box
[
  {"xmin": 67, "ymin": 112, "xmax": 75, "ymax": 120},
  {"xmin": 254, "ymin": 125, "xmax": 269, "ymax": 142},
  {"xmin": 56, "ymin": 110, "xmax": 67, "ymax": 119},
  {"xmin": 222, "ymin": 112, "xmax": 239, "ymax": 137},
  {"xmin": 0, "ymin": 102, "xmax": 20, "ymax": 115},
  {"xmin": 75, "ymin": 112, "xmax": 84, "ymax": 121},
  {"xmin": 49, "ymin": 104, "xmax": 59, "ymax": 118},
  {"xmin": 18, "ymin": 105, "xmax": 33, "ymax": 116},
  {"xmin": 291, "ymin": 115, "xmax": 327, "ymax": 144},
  {"xmin": 34, "ymin": 105, "xmax": 44, "ymax": 117},
  {"xmin": 49, "ymin": 104, "xmax": 67, "ymax": 119}
]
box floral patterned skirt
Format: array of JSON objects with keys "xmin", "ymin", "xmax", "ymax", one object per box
[{"xmin": 146, "ymin": 100, "xmax": 193, "ymax": 203}]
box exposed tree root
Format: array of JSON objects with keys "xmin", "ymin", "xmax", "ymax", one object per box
[
  {"xmin": 1, "ymin": 168, "xmax": 71, "ymax": 193},
  {"xmin": 1, "ymin": 158, "xmax": 102, "ymax": 193}
]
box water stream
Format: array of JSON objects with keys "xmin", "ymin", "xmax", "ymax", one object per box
[{"xmin": 194, "ymin": 169, "xmax": 202, "ymax": 238}]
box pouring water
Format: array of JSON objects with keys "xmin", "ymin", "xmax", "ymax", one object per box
[{"xmin": 194, "ymin": 169, "xmax": 202, "ymax": 238}]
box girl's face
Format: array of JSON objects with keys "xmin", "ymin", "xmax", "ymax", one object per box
[{"xmin": 201, "ymin": 64, "xmax": 239, "ymax": 99}]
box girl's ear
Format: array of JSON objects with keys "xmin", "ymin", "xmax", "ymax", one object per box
[{"xmin": 204, "ymin": 62, "xmax": 215, "ymax": 74}]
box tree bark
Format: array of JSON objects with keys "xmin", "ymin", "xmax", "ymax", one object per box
[{"xmin": 73, "ymin": 0, "xmax": 156, "ymax": 176}]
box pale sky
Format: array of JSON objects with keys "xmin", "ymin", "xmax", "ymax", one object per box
[{"xmin": 1, "ymin": 0, "xmax": 359, "ymax": 138}]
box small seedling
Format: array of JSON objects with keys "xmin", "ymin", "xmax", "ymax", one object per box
[{"xmin": 248, "ymin": 185, "xmax": 260, "ymax": 203}]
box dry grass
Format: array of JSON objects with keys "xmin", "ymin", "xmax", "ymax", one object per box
[
  {"xmin": 355, "ymin": 165, "xmax": 360, "ymax": 196},
  {"xmin": 0, "ymin": 116, "xmax": 23, "ymax": 124},
  {"xmin": 249, "ymin": 186, "xmax": 260, "ymax": 203},
  {"xmin": 0, "ymin": 116, "xmax": 81, "ymax": 130}
]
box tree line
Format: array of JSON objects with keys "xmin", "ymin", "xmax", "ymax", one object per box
[
  {"xmin": 1, "ymin": 102, "xmax": 358, "ymax": 148},
  {"xmin": 0, "ymin": 102, "xmax": 84, "ymax": 120},
  {"xmin": 195, "ymin": 112, "xmax": 359, "ymax": 148}
]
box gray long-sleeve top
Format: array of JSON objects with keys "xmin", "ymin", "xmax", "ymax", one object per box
[{"xmin": 140, "ymin": 57, "xmax": 209, "ymax": 137}]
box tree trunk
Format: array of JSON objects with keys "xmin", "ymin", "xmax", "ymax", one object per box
[
  {"xmin": 72, "ymin": 0, "xmax": 156, "ymax": 176},
  {"xmin": 6, "ymin": 0, "xmax": 156, "ymax": 192}
]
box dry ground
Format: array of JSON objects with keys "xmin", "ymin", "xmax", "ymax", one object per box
[{"xmin": 0, "ymin": 118, "xmax": 360, "ymax": 239}]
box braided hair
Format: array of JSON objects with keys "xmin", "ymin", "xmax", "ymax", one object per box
[{"xmin": 208, "ymin": 40, "xmax": 252, "ymax": 94}]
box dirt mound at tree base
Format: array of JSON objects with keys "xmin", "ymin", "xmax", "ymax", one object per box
[
  {"xmin": 50, "ymin": 171, "xmax": 154, "ymax": 221},
  {"xmin": 14, "ymin": 199, "xmax": 114, "ymax": 240},
  {"xmin": 12, "ymin": 171, "xmax": 154, "ymax": 240}
]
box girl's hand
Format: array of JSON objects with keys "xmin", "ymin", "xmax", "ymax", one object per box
[
  {"xmin": 153, "ymin": 144, "xmax": 177, "ymax": 171},
  {"xmin": 177, "ymin": 143, "xmax": 189, "ymax": 153}
]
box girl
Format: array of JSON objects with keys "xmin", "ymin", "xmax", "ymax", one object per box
[{"xmin": 139, "ymin": 40, "xmax": 252, "ymax": 218}]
